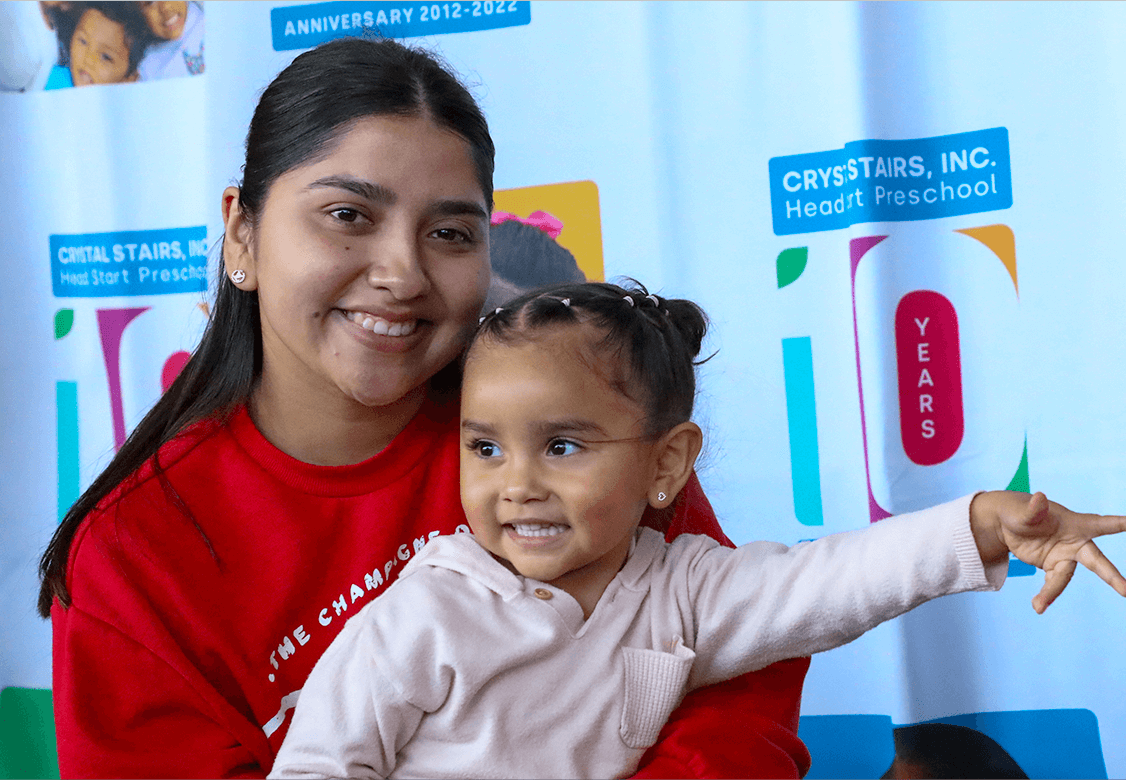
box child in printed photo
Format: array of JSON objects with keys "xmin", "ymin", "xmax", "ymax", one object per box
[
  {"xmin": 269, "ymin": 280, "xmax": 1126, "ymax": 780},
  {"xmin": 44, "ymin": 1, "xmax": 150, "ymax": 89},
  {"xmin": 137, "ymin": 1, "xmax": 204, "ymax": 80}
]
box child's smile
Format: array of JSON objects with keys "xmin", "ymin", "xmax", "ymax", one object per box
[{"xmin": 460, "ymin": 325, "xmax": 664, "ymax": 616}]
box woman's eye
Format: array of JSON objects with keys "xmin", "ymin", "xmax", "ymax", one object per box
[
  {"xmin": 547, "ymin": 439, "xmax": 581, "ymax": 457},
  {"xmin": 430, "ymin": 226, "xmax": 470, "ymax": 243},
  {"xmin": 332, "ymin": 208, "xmax": 360, "ymax": 223}
]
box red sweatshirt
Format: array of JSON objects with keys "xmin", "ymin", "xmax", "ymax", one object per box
[{"xmin": 52, "ymin": 395, "xmax": 809, "ymax": 778}]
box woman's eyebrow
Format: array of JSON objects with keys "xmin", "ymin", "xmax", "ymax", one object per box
[
  {"xmin": 307, "ymin": 175, "xmax": 486, "ymax": 220},
  {"xmin": 431, "ymin": 200, "xmax": 489, "ymax": 221},
  {"xmin": 306, "ymin": 175, "xmax": 395, "ymax": 204}
]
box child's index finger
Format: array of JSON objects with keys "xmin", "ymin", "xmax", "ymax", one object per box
[{"xmin": 1076, "ymin": 541, "xmax": 1126, "ymax": 597}]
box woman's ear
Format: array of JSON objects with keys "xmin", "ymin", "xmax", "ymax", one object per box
[
  {"xmin": 648, "ymin": 422, "xmax": 703, "ymax": 509},
  {"xmin": 221, "ymin": 186, "xmax": 258, "ymax": 290}
]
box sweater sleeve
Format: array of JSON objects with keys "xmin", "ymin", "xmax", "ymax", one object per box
[
  {"xmin": 51, "ymin": 602, "xmax": 268, "ymax": 779},
  {"xmin": 269, "ymin": 602, "xmax": 426, "ymax": 780},
  {"xmin": 685, "ymin": 494, "xmax": 1007, "ymax": 688},
  {"xmin": 632, "ymin": 470, "xmax": 812, "ymax": 780}
]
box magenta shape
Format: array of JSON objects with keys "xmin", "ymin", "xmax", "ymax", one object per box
[
  {"xmin": 848, "ymin": 236, "xmax": 893, "ymax": 523},
  {"xmin": 161, "ymin": 351, "xmax": 192, "ymax": 393},
  {"xmin": 97, "ymin": 307, "xmax": 150, "ymax": 450},
  {"xmin": 895, "ymin": 291, "xmax": 964, "ymax": 465}
]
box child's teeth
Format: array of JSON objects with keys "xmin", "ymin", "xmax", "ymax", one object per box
[{"xmin": 510, "ymin": 523, "xmax": 567, "ymax": 538}]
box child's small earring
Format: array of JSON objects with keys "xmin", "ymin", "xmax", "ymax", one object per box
[
  {"xmin": 230, "ymin": 269, "xmax": 246, "ymax": 284},
  {"xmin": 657, "ymin": 492, "xmax": 667, "ymax": 503}
]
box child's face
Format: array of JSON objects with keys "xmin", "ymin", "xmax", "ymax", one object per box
[
  {"xmin": 461, "ymin": 326, "xmax": 661, "ymax": 595},
  {"xmin": 69, "ymin": 8, "xmax": 134, "ymax": 86},
  {"xmin": 141, "ymin": 1, "xmax": 188, "ymax": 40}
]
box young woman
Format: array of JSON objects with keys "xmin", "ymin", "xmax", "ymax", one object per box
[{"xmin": 38, "ymin": 37, "xmax": 810, "ymax": 778}]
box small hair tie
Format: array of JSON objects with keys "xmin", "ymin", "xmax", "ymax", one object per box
[
  {"xmin": 623, "ymin": 296, "xmax": 635, "ymax": 307},
  {"xmin": 646, "ymin": 294, "xmax": 660, "ymax": 307},
  {"xmin": 561, "ymin": 298, "xmax": 570, "ymax": 307}
]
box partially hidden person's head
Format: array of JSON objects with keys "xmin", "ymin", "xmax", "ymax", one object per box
[
  {"xmin": 882, "ymin": 723, "xmax": 1028, "ymax": 780},
  {"xmin": 139, "ymin": 1, "xmax": 188, "ymax": 40},
  {"xmin": 459, "ymin": 280, "xmax": 707, "ymax": 589},
  {"xmin": 214, "ymin": 36, "xmax": 496, "ymax": 420},
  {"xmin": 64, "ymin": 2, "xmax": 150, "ymax": 86}
]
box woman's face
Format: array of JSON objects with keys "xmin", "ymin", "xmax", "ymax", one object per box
[
  {"xmin": 69, "ymin": 8, "xmax": 134, "ymax": 86},
  {"xmin": 242, "ymin": 114, "xmax": 491, "ymax": 414},
  {"xmin": 140, "ymin": 1, "xmax": 188, "ymax": 40}
]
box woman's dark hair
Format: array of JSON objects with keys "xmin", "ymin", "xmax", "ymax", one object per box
[
  {"xmin": 59, "ymin": 2, "xmax": 154, "ymax": 76},
  {"xmin": 38, "ymin": 36, "xmax": 495, "ymax": 617},
  {"xmin": 472, "ymin": 280, "xmax": 709, "ymax": 437}
]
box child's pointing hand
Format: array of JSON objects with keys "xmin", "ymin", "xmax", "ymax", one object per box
[{"xmin": 970, "ymin": 491, "xmax": 1126, "ymax": 613}]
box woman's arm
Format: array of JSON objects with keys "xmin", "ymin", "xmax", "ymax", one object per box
[
  {"xmin": 52, "ymin": 602, "xmax": 271, "ymax": 779},
  {"xmin": 632, "ymin": 472, "xmax": 811, "ymax": 779}
]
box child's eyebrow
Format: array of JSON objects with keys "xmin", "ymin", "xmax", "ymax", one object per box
[
  {"xmin": 533, "ymin": 419, "xmax": 609, "ymax": 438},
  {"xmin": 461, "ymin": 420, "xmax": 496, "ymax": 436},
  {"xmin": 460, "ymin": 419, "xmax": 611, "ymax": 438}
]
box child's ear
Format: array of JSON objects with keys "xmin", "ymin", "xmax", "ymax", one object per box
[
  {"xmin": 221, "ymin": 186, "xmax": 258, "ymax": 290},
  {"xmin": 648, "ymin": 422, "xmax": 703, "ymax": 509}
]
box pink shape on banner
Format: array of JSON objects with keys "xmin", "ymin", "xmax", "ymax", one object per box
[
  {"xmin": 162, "ymin": 351, "xmax": 191, "ymax": 393},
  {"xmin": 490, "ymin": 209, "xmax": 564, "ymax": 239},
  {"xmin": 896, "ymin": 291, "xmax": 964, "ymax": 465},
  {"xmin": 97, "ymin": 307, "xmax": 150, "ymax": 451},
  {"xmin": 849, "ymin": 235, "xmax": 893, "ymax": 523}
]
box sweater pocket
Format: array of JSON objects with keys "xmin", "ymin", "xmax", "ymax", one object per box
[{"xmin": 619, "ymin": 638, "xmax": 695, "ymax": 749}]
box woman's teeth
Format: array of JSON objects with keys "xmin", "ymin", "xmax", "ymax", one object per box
[
  {"xmin": 508, "ymin": 523, "xmax": 567, "ymax": 538},
  {"xmin": 346, "ymin": 311, "xmax": 417, "ymax": 336}
]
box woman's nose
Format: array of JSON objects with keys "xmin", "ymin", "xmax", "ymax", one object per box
[{"xmin": 366, "ymin": 228, "xmax": 429, "ymax": 301}]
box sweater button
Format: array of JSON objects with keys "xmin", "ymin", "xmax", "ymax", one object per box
[{"xmin": 533, "ymin": 588, "xmax": 553, "ymax": 600}]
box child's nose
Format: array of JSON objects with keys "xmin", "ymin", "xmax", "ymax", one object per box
[{"xmin": 502, "ymin": 458, "xmax": 548, "ymax": 503}]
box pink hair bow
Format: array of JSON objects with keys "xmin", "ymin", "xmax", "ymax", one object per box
[{"xmin": 490, "ymin": 209, "xmax": 564, "ymax": 240}]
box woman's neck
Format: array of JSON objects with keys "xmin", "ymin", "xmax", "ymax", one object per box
[{"xmin": 248, "ymin": 381, "xmax": 428, "ymax": 466}]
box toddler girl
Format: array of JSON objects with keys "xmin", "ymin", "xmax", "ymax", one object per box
[{"xmin": 270, "ymin": 281, "xmax": 1126, "ymax": 779}]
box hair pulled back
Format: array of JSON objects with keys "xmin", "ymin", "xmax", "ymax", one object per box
[
  {"xmin": 474, "ymin": 280, "xmax": 709, "ymax": 436},
  {"xmin": 38, "ymin": 36, "xmax": 494, "ymax": 617}
]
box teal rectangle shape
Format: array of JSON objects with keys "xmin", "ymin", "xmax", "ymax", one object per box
[
  {"xmin": 782, "ymin": 337, "xmax": 823, "ymax": 526},
  {"xmin": 56, "ymin": 381, "xmax": 79, "ymax": 524},
  {"xmin": 271, "ymin": 1, "xmax": 531, "ymax": 50},
  {"xmin": 50, "ymin": 226, "xmax": 208, "ymax": 298},
  {"xmin": 768, "ymin": 127, "xmax": 1012, "ymax": 235}
]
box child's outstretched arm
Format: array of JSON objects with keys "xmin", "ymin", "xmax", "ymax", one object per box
[{"xmin": 970, "ymin": 491, "xmax": 1126, "ymax": 613}]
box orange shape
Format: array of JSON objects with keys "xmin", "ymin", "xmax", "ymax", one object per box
[{"xmin": 956, "ymin": 224, "xmax": 1018, "ymax": 297}]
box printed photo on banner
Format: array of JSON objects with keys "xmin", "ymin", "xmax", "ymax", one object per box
[
  {"xmin": 487, "ymin": 180, "xmax": 605, "ymax": 310},
  {"xmin": 0, "ymin": 1, "xmax": 204, "ymax": 92}
]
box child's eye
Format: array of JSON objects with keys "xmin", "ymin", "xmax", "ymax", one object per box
[
  {"xmin": 469, "ymin": 439, "xmax": 503, "ymax": 459},
  {"xmin": 546, "ymin": 439, "xmax": 581, "ymax": 457}
]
